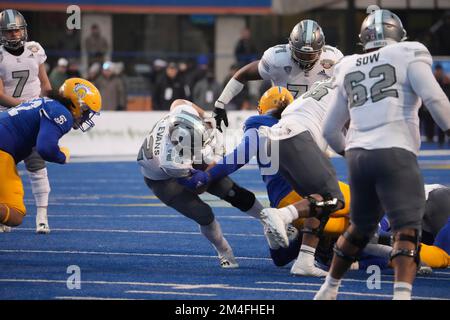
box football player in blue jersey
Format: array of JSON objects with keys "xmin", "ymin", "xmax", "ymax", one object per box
[{"xmin": 0, "ymin": 78, "xmax": 101, "ymax": 228}]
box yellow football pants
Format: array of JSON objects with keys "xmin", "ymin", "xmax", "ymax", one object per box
[
  {"xmin": 0, "ymin": 150, "xmax": 26, "ymax": 215},
  {"xmin": 420, "ymin": 243, "xmax": 450, "ymax": 268}
]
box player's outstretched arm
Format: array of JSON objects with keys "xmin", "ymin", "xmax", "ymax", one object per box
[
  {"xmin": 408, "ymin": 61, "xmax": 450, "ymax": 136},
  {"xmin": 178, "ymin": 128, "xmax": 260, "ymax": 190},
  {"xmin": 214, "ymin": 61, "xmax": 262, "ymax": 130},
  {"xmin": 0, "ymin": 79, "xmax": 23, "ymax": 108}
]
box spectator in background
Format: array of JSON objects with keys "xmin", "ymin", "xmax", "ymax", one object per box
[
  {"xmin": 221, "ymin": 63, "xmax": 250, "ymax": 110},
  {"xmin": 85, "ymin": 24, "xmax": 109, "ymax": 67},
  {"xmin": 177, "ymin": 61, "xmax": 192, "ymax": 99},
  {"xmin": 434, "ymin": 64, "xmax": 450, "ymax": 147},
  {"xmin": 193, "ymin": 68, "xmax": 221, "ymax": 111},
  {"xmin": 152, "ymin": 62, "xmax": 190, "ymax": 110},
  {"xmin": 95, "ymin": 61, "xmax": 127, "ymax": 111},
  {"xmin": 234, "ymin": 28, "xmax": 257, "ymax": 67},
  {"xmin": 421, "ymin": 64, "xmax": 450, "ymax": 147},
  {"xmin": 87, "ymin": 62, "xmax": 101, "ymax": 82},
  {"xmin": 58, "ymin": 28, "xmax": 80, "ymax": 58},
  {"xmin": 66, "ymin": 59, "xmax": 81, "ymax": 78},
  {"xmin": 49, "ymin": 58, "xmax": 69, "ymax": 90}
]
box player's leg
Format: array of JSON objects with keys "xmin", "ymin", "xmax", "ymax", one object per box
[
  {"xmin": 376, "ymin": 148, "xmax": 426, "ymax": 300},
  {"xmin": 207, "ymin": 177, "xmax": 265, "ymax": 220},
  {"xmin": 315, "ymin": 148, "xmax": 382, "ymax": 299},
  {"xmin": 144, "ymin": 177, "xmax": 238, "ymax": 268},
  {"xmin": 0, "ymin": 150, "xmax": 27, "ymax": 228},
  {"xmin": 24, "ymin": 149, "xmax": 51, "ymax": 234},
  {"xmin": 263, "ymin": 132, "xmax": 344, "ymax": 276}
]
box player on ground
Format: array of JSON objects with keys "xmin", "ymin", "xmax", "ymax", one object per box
[
  {"xmin": 0, "ymin": 9, "xmax": 53, "ymax": 233},
  {"xmin": 0, "ymin": 78, "xmax": 101, "ymax": 230},
  {"xmin": 137, "ymin": 99, "xmax": 265, "ymax": 269},
  {"xmin": 315, "ymin": 7, "xmax": 450, "ymax": 300},
  {"xmin": 180, "ymin": 85, "xmax": 351, "ymax": 276},
  {"xmin": 213, "ymin": 19, "xmax": 343, "ymax": 131}
]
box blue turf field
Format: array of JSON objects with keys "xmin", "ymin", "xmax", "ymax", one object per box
[{"xmin": 0, "ymin": 154, "xmax": 449, "ymax": 300}]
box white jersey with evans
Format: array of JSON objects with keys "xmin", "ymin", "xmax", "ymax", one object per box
[
  {"xmin": 137, "ymin": 104, "xmax": 200, "ymax": 180},
  {"xmin": 334, "ymin": 41, "xmax": 432, "ymax": 154},
  {"xmin": 0, "ymin": 41, "xmax": 47, "ymax": 110},
  {"xmin": 258, "ymin": 43, "xmax": 343, "ymax": 98}
]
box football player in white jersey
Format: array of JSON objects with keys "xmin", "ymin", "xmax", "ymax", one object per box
[
  {"xmin": 252, "ymin": 79, "xmax": 346, "ymax": 277},
  {"xmin": 315, "ymin": 7, "xmax": 450, "ymax": 300},
  {"xmin": 0, "ymin": 9, "xmax": 52, "ymax": 234},
  {"xmin": 137, "ymin": 99, "xmax": 265, "ymax": 268},
  {"xmin": 213, "ymin": 19, "xmax": 343, "ymax": 130}
]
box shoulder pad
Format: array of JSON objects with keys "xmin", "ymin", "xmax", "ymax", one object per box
[
  {"xmin": 41, "ymin": 99, "xmax": 73, "ymax": 133},
  {"xmin": 244, "ymin": 115, "xmax": 278, "ymax": 131},
  {"xmin": 262, "ymin": 44, "xmax": 291, "ymax": 68},
  {"xmin": 396, "ymin": 41, "xmax": 432, "ymax": 66}
]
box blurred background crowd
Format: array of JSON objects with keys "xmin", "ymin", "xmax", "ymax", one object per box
[{"xmin": 11, "ymin": 0, "xmax": 450, "ymax": 146}]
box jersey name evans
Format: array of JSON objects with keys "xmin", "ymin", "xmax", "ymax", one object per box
[{"xmin": 153, "ymin": 125, "xmax": 165, "ymax": 156}]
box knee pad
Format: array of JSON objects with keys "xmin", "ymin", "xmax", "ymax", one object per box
[
  {"xmin": 307, "ymin": 193, "xmax": 341, "ymax": 219},
  {"xmin": 333, "ymin": 228, "xmax": 372, "ymax": 263},
  {"xmin": 303, "ymin": 194, "xmax": 341, "ymax": 237},
  {"xmin": 390, "ymin": 230, "xmax": 421, "ymax": 266},
  {"xmin": 224, "ymin": 184, "xmax": 255, "ymax": 212},
  {"xmin": 28, "ymin": 168, "xmax": 51, "ymax": 207}
]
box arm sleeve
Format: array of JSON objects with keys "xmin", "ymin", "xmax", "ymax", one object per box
[
  {"xmin": 36, "ymin": 116, "xmax": 67, "ymax": 164},
  {"xmin": 322, "ymin": 87, "xmax": 350, "ymax": 154},
  {"xmin": 207, "ymin": 128, "xmax": 259, "ymax": 180},
  {"xmin": 408, "ymin": 61, "xmax": 450, "ymax": 131}
]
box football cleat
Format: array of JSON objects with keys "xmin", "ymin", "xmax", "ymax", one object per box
[
  {"xmin": 36, "ymin": 223, "xmax": 50, "ymax": 234},
  {"xmin": 261, "ymin": 208, "xmax": 289, "ymax": 248},
  {"xmin": 313, "ymin": 285, "xmax": 338, "ymax": 300},
  {"xmin": 286, "ymin": 224, "xmax": 299, "ymax": 242},
  {"xmin": 264, "ymin": 226, "xmax": 281, "ymax": 250},
  {"xmin": 0, "ymin": 224, "xmax": 11, "ymax": 233},
  {"xmin": 36, "ymin": 209, "xmax": 50, "ymax": 234},
  {"xmin": 219, "ymin": 254, "xmax": 239, "ymax": 269},
  {"xmin": 417, "ymin": 261, "xmax": 432, "ymax": 275},
  {"xmin": 290, "ymin": 258, "xmax": 328, "ymax": 277}
]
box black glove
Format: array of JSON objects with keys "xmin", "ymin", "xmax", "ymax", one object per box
[{"xmin": 213, "ymin": 105, "xmax": 229, "ymax": 132}]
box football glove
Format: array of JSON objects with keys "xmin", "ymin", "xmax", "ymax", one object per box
[
  {"xmin": 177, "ymin": 169, "xmax": 211, "ymax": 190},
  {"xmin": 213, "ymin": 103, "xmax": 228, "ymax": 132}
]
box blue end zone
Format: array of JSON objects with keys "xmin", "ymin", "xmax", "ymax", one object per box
[{"xmin": 0, "ymin": 154, "xmax": 448, "ymax": 300}]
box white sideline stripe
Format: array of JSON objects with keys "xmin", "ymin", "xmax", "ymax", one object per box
[
  {"xmin": 257, "ymin": 279, "xmax": 395, "ymax": 286},
  {"xmin": 125, "ymin": 290, "xmax": 216, "ymax": 297},
  {"xmin": 42, "ymin": 214, "xmax": 254, "ymax": 220},
  {"xmin": 16, "ymin": 228, "xmax": 263, "ymax": 238},
  {"xmin": 382, "ymin": 274, "xmax": 450, "ymax": 281},
  {"xmin": 55, "ymin": 296, "xmax": 142, "ymax": 300},
  {"xmin": 0, "ymin": 249, "xmax": 271, "ymax": 261},
  {"xmin": 0, "ymin": 278, "xmax": 447, "ymax": 300},
  {"xmin": 256, "ymin": 281, "xmax": 322, "ymax": 287},
  {"xmin": 433, "ymin": 270, "xmax": 450, "ymax": 275}
]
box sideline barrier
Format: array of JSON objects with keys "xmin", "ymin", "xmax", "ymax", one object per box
[{"xmin": 60, "ymin": 110, "xmax": 257, "ymax": 157}]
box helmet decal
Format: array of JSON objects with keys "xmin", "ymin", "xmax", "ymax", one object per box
[{"xmin": 74, "ymin": 83, "xmax": 91, "ymax": 99}]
